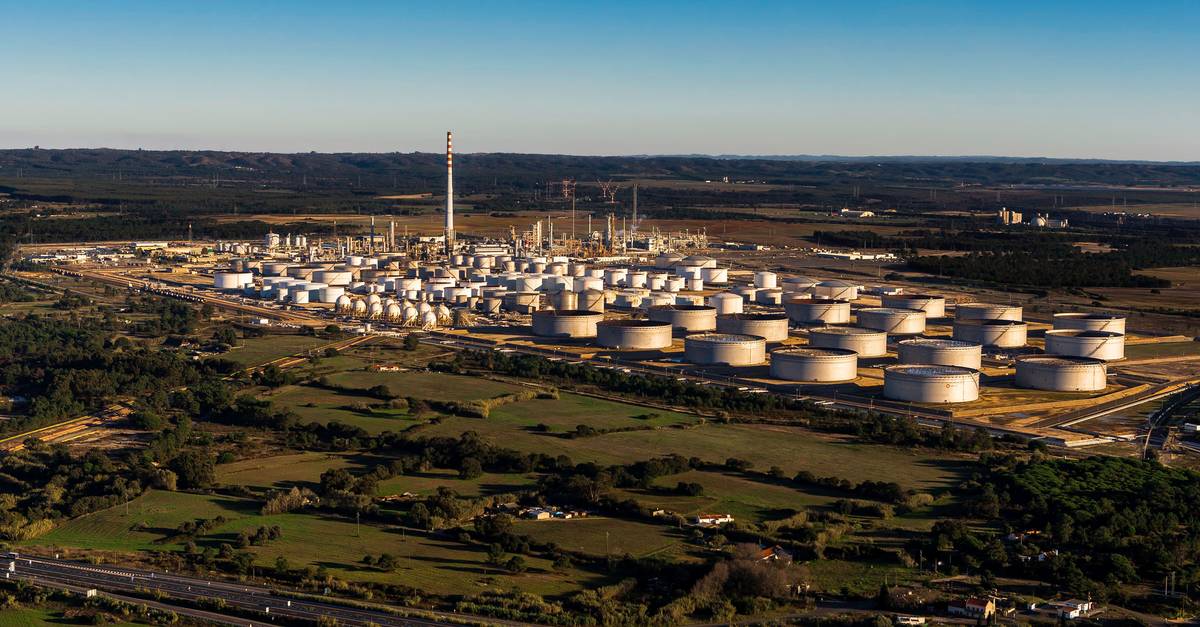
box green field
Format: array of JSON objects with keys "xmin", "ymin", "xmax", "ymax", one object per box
[
  {"xmin": 414, "ymin": 420, "xmax": 966, "ymax": 491},
  {"xmin": 224, "ymin": 334, "xmax": 333, "ymax": 366},
  {"xmin": 374, "ymin": 468, "xmax": 536, "ymax": 498},
  {"xmin": 510, "ymin": 516, "xmax": 697, "ymax": 560},
  {"xmin": 1125, "ymin": 341, "xmax": 1200, "ymax": 359},
  {"xmin": 323, "ymin": 370, "xmax": 523, "ymax": 401},
  {"xmin": 261, "ymin": 384, "xmax": 417, "ymax": 433},
  {"xmin": 30, "ymin": 490, "xmax": 602, "ymax": 597},
  {"xmin": 0, "ymin": 609, "xmax": 145, "ymax": 627},
  {"xmin": 216, "ymin": 451, "xmax": 364, "ymax": 490},
  {"xmin": 638, "ymin": 470, "xmax": 838, "ymax": 522},
  {"xmin": 488, "ymin": 392, "xmax": 698, "ymax": 433}
]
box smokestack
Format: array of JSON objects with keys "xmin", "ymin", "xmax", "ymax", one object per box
[{"xmin": 445, "ymin": 131, "xmax": 454, "ymax": 256}]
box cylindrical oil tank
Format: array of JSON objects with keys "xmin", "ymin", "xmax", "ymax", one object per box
[
  {"xmin": 755, "ymin": 288, "xmax": 783, "ymax": 306},
  {"xmin": 811, "ymin": 280, "xmax": 859, "ymax": 301},
  {"xmin": 717, "ymin": 313, "xmax": 790, "ymax": 342},
  {"xmin": 770, "ymin": 347, "xmax": 858, "ymax": 382},
  {"xmin": 701, "ymin": 267, "xmax": 729, "ymax": 284},
  {"xmin": 214, "ymin": 271, "xmax": 253, "ymax": 290},
  {"xmin": 683, "ymin": 255, "xmax": 717, "ymax": 269},
  {"xmin": 641, "ymin": 292, "xmax": 675, "ymax": 310},
  {"xmin": 754, "ymin": 271, "xmax": 778, "ymax": 289},
  {"xmin": 548, "ymin": 290, "xmax": 578, "ymax": 311},
  {"xmin": 261, "ymin": 262, "xmax": 290, "ymax": 276},
  {"xmin": 546, "ymin": 262, "xmax": 568, "ymax": 276},
  {"xmin": 785, "ymin": 298, "xmax": 851, "ymax": 325},
  {"xmin": 956, "ymin": 302, "xmax": 1022, "ymax": 321},
  {"xmin": 781, "ymin": 276, "xmax": 818, "ymax": 294},
  {"xmin": 674, "ymin": 265, "xmax": 703, "ymax": 280},
  {"xmin": 648, "ymin": 304, "xmax": 717, "ymax": 333},
  {"xmin": 1015, "ymin": 356, "xmax": 1108, "ymax": 391},
  {"xmin": 684, "ymin": 333, "xmax": 766, "ymax": 366},
  {"xmin": 953, "ymin": 320, "xmax": 1028, "ymax": 348},
  {"xmin": 647, "ymin": 273, "xmax": 668, "ymax": 291},
  {"xmin": 856, "ymin": 307, "xmax": 927, "ymax": 335},
  {"xmin": 626, "ymin": 271, "xmax": 649, "ymax": 288},
  {"xmin": 884, "ymin": 365, "xmax": 980, "ymax": 403},
  {"xmin": 290, "ymin": 290, "xmax": 310, "ymax": 304},
  {"xmin": 604, "ymin": 268, "xmax": 629, "ymax": 287},
  {"xmin": 655, "ymin": 252, "xmax": 684, "ymax": 269},
  {"xmin": 479, "ymin": 297, "xmax": 503, "ymax": 314},
  {"xmin": 312, "ymin": 270, "xmax": 353, "ymax": 287},
  {"xmin": 568, "ymin": 262, "xmax": 588, "ymax": 276},
  {"xmin": 731, "ymin": 285, "xmax": 758, "ymax": 303},
  {"xmin": 576, "ymin": 276, "xmax": 604, "ymax": 292},
  {"xmin": 579, "ymin": 289, "xmax": 605, "ymax": 313},
  {"xmin": 676, "ymin": 294, "xmax": 704, "ymax": 306},
  {"xmin": 531, "ymin": 309, "xmax": 604, "ymax": 338},
  {"xmin": 881, "ymin": 294, "xmax": 946, "ymax": 319},
  {"xmin": 596, "ymin": 319, "xmax": 673, "ymax": 350},
  {"xmin": 897, "ymin": 338, "xmax": 982, "ymax": 370},
  {"xmin": 1044, "ymin": 330, "xmax": 1125, "ymax": 361},
  {"xmin": 708, "ymin": 292, "xmax": 744, "ymax": 315},
  {"xmin": 503, "ymin": 291, "xmax": 541, "ymax": 312},
  {"xmin": 613, "ymin": 291, "xmax": 644, "ymax": 309},
  {"xmin": 807, "ymin": 326, "xmax": 888, "ymax": 357},
  {"xmin": 1052, "ymin": 313, "xmax": 1127, "ymax": 334},
  {"xmin": 664, "ymin": 277, "xmax": 685, "ymax": 292}
]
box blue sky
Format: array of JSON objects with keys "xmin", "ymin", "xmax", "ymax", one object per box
[{"xmin": 1, "ymin": 1, "xmax": 1197, "ymax": 159}]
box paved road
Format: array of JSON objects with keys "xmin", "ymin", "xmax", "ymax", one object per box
[{"xmin": 8, "ymin": 555, "xmax": 480, "ymax": 626}]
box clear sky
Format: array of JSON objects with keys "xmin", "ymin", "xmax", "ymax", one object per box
[{"xmin": 1, "ymin": 1, "xmax": 1197, "ymax": 160}]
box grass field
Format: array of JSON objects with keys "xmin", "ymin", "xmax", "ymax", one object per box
[
  {"xmin": 374, "ymin": 468, "xmax": 536, "ymax": 498},
  {"xmin": 261, "ymin": 384, "xmax": 417, "ymax": 433},
  {"xmin": 639, "ymin": 470, "xmax": 838, "ymax": 522},
  {"xmin": 323, "ymin": 371, "xmax": 523, "ymax": 401},
  {"xmin": 29, "ymin": 490, "xmax": 603, "ymax": 597},
  {"xmin": 0, "ymin": 609, "xmax": 145, "ymax": 627},
  {"xmin": 413, "ymin": 420, "xmax": 966, "ymax": 492},
  {"xmin": 224, "ymin": 334, "xmax": 333, "ymax": 366},
  {"xmin": 510, "ymin": 517, "xmax": 697, "ymax": 560},
  {"xmin": 216, "ymin": 451, "xmax": 364, "ymax": 490},
  {"xmin": 1125, "ymin": 341, "xmax": 1200, "ymax": 359},
  {"xmin": 488, "ymin": 393, "xmax": 697, "ymax": 433}
]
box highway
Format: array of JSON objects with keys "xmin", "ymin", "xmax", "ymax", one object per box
[{"xmin": 8, "ymin": 555, "xmax": 481, "ymax": 627}]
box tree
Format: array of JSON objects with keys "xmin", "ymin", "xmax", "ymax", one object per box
[
  {"xmin": 170, "ymin": 450, "xmax": 215, "ymax": 489},
  {"xmin": 459, "ymin": 457, "xmax": 483, "ymax": 480},
  {"xmin": 403, "ymin": 333, "xmax": 420, "ymax": 351},
  {"xmin": 505, "ymin": 555, "xmax": 527, "ymax": 573},
  {"xmin": 486, "ymin": 543, "xmax": 506, "ymax": 566},
  {"xmin": 274, "ymin": 556, "xmax": 290, "ymax": 575}
]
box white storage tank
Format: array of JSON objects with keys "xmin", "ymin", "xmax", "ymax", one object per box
[
  {"xmin": 881, "ymin": 294, "xmax": 947, "ymax": 319},
  {"xmin": 755, "ymin": 289, "xmax": 783, "ymax": 306},
  {"xmin": 655, "ymin": 252, "xmax": 684, "ymax": 269},
  {"xmin": 548, "ymin": 290, "xmax": 578, "ymax": 311},
  {"xmin": 807, "ymin": 326, "xmax": 888, "ymax": 357},
  {"xmin": 770, "ymin": 347, "xmax": 858, "ymax": 382},
  {"xmin": 478, "ymin": 297, "xmax": 503, "ymax": 315},
  {"xmin": 674, "ymin": 265, "xmax": 703, "ymax": 280},
  {"xmin": 684, "ymin": 333, "xmax": 766, "ymax": 366},
  {"xmin": 884, "ymin": 365, "xmax": 981, "ymax": 403},
  {"xmin": 642, "ymin": 292, "xmax": 676, "ymax": 310},
  {"xmin": 1044, "ymin": 330, "xmax": 1125, "ymax": 361},
  {"xmin": 785, "ymin": 298, "xmax": 851, "ymax": 325},
  {"xmin": 856, "ymin": 307, "xmax": 927, "ymax": 335},
  {"xmin": 781, "ymin": 276, "xmax": 819, "ymax": 294},
  {"xmin": 604, "ymin": 268, "xmax": 629, "ymax": 287},
  {"xmin": 956, "ymin": 302, "xmax": 1022, "ymax": 322},
  {"xmin": 596, "ymin": 319, "xmax": 673, "ymax": 350},
  {"xmin": 1015, "ymin": 356, "xmax": 1108, "ymax": 392},
  {"xmin": 708, "ymin": 292, "xmax": 744, "ymax": 315},
  {"xmin": 312, "ymin": 270, "xmax": 354, "ymax": 287},
  {"xmin": 335, "ymin": 294, "xmax": 353, "ymax": 312},
  {"xmin": 352, "ymin": 299, "xmax": 368, "ymax": 317},
  {"xmin": 531, "ymin": 310, "xmax": 604, "ymax": 338},
  {"xmin": 731, "ymin": 285, "xmax": 758, "ymax": 303},
  {"xmin": 1052, "ymin": 313, "xmax": 1127, "ymax": 334},
  {"xmin": 754, "ymin": 271, "xmax": 778, "ymax": 289},
  {"xmin": 701, "ymin": 267, "xmax": 729, "ymax": 285},
  {"xmin": 648, "ymin": 304, "xmax": 718, "ymax": 333},
  {"xmin": 717, "ymin": 313, "xmax": 790, "ymax": 343},
  {"xmin": 214, "ymin": 271, "xmax": 254, "ymax": 290},
  {"xmin": 811, "ymin": 280, "xmax": 859, "ymax": 301},
  {"xmin": 647, "ymin": 273, "xmax": 668, "ymax": 291},
  {"xmin": 503, "ymin": 291, "xmax": 541, "ymax": 313},
  {"xmin": 261, "ymin": 262, "xmax": 291, "ymax": 276},
  {"xmin": 290, "ymin": 290, "xmax": 310, "ymax": 304},
  {"xmin": 683, "ymin": 255, "xmax": 717, "ymax": 269},
  {"xmin": 613, "ymin": 291, "xmax": 644, "ymax": 309},
  {"xmin": 627, "ymin": 271, "xmax": 649, "ymax": 288},
  {"xmin": 953, "ymin": 319, "xmax": 1028, "ymax": 348},
  {"xmin": 578, "ymin": 289, "xmax": 606, "ymax": 313},
  {"xmin": 897, "ymin": 338, "xmax": 983, "ymax": 370}
]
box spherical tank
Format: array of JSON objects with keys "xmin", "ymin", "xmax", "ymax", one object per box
[
  {"xmin": 385, "ymin": 303, "xmax": 403, "ymax": 321},
  {"xmin": 708, "ymin": 292, "xmax": 744, "ymax": 315},
  {"xmin": 1015, "ymin": 355, "xmax": 1108, "ymax": 391},
  {"xmin": 811, "ymin": 280, "xmax": 859, "ymax": 301},
  {"xmin": 897, "ymin": 338, "xmax": 982, "ymax": 370},
  {"xmin": 784, "ymin": 298, "xmax": 851, "ymax": 325},
  {"xmin": 953, "ymin": 320, "xmax": 1028, "ymax": 348},
  {"xmin": 807, "ymin": 326, "xmax": 888, "ymax": 357},
  {"xmin": 955, "ymin": 302, "xmax": 1022, "ymax": 321},
  {"xmin": 881, "ymin": 294, "xmax": 947, "ymax": 319},
  {"xmin": 351, "ymin": 299, "xmax": 368, "ymax": 316},
  {"xmin": 883, "ymin": 365, "xmax": 980, "ymax": 403},
  {"xmin": 531, "ymin": 309, "xmax": 604, "ymax": 338},
  {"xmin": 770, "ymin": 347, "xmax": 858, "ymax": 382},
  {"xmin": 1052, "ymin": 313, "xmax": 1126, "ymax": 334},
  {"xmin": 717, "ymin": 313, "xmax": 790, "ymax": 342},
  {"xmin": 1044, "ymin": 330, "xmax": 1125, "ymax": 361},
  {"xmin": 684, "ymin": 333, "xmax": 766, "ymax": 366},
  {"xmin": 596, "ymin": 319, "xmax": 673, "ymax": 350},
  {"xmin": 648, "ymin": 304, "xmax": 718, "ymax": 333},
  {"xmin": 335, "ymin": 294, "xmax": 353, "ymax": 312},
  {"xmin": 856, "ymin": 307, "xmax": 927, "ymax": 335}
]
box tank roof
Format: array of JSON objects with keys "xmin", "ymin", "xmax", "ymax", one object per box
[
  {"xmin": 597, "ymin": 319, "xmax": 670, "ymax": 328},
  {"xmin": 885, "ymin": 364, "xmax": 978, "ymax": 376},
  {"xmin": 686, "ymin": 333, "xmax": 764, "ymax": 343},
  {"xmin": 720, "ymin": 312, "xmax": 788, "ymax": 320},
  {"xmin": 772, "ymin": 347, "xmax": 857, "ymax": 358},
  {"xmin": 533, "ymin": 309, "xmax": 603, "ymax": 317},
  {"xmin": 956, "ymin": 319, "xmax": 1026, "ymax": 327},
  {"xmin": 1046, "ymin": 329, "xmax": 1123, "ymax": 338},
  {"xmin": 899, "ymin": 338, "xmax": 977, "ymax": 349},
  {"xmin": 809, "ymin": 326, "xmax": 883, "ymax": 336},
  {"xmin": 817, "ymin": 279, "xmax": 858, "ymax": 287},
  {"xmin": 1054, "ymin": 312, "xmax": 1123, "ymax": 320},
  {"xmin": 1017, "ymin": 355, "xmax": 1106, "ymax": 367},
  {"xmin": 859, "ymin": 307, "xmax": 924, "ymax": 315}
]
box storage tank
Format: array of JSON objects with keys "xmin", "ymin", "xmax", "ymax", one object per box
[
  {"xmin": 368, "ymin": 301, "xmax": 384, "ymax": 319},
  {"xmin": 897, "ymin": 338, "xmax": 983, "ymax": 370},
  {"xmin": 755, "ymin": 289, "xmax": 783, "ymax": 306},
  {"xmin": 674, "ymin": 265, "xmax": 703, "ymax": 280},
  {"xmin": 290, "ymin": 290, "xmax": 310, "ymax": 304},
  {"xmin": 385, "ymin": 303, "xmax": 403, "ymax": 321},
  {"xmin": 647, "ymin": 304, "xmax": 717, "ymax": 333},
  {"xmin": 626, "ymin": 271, "xmax": 649, "ymax": 288},
  {"xmin": 479, "ymin": 297, "xmax": 503, "ymax": 315},
  {"xmin": 576, "ymin": 276, "xmax": 604, "ymax": 292},
  {"xmin": 701, "ymin": 267, "xmax": 729, "ymax": 285},
  {"xmin": 578, "ymin": 289, "xmax": 605, "ymax": 313},
  {"xmin": 664, "ymin": 277, "xmax": 685, "ymax": 292},
  {"xmin": 604, "ymin": 268, "xmax": 629, "ymax": 287},
  {"xmin": 531, "ymin": 309, "xmax": 604, "ymax": 338},
  {"xmin": 754, "ymin": 271, "xmax": 778, "ymax": 289},
  {"xmin": 613, "ymin": 291, "xmax": 644, "ymax": 309},
  {"xmin": 503, "ymin": 291, "xmax": 541, "ymax": 313},
  {"xmin": 811, "ymin": 280, "xmax": 859, "ymax": 301},
  {"xmin": 708, "ymin": 292, "xmax": 744, "ymax": 315},
  {"xmin": 953, "ymin": 320, "xmax": 1028, "ymax": 348},
  {"xmin": 647, "ymin": 273, "xmax": 668, "ymax": 291},
  {"xmin": 548, "ymin": 290, "xmax": 578, "ymax": 311},
  {"xmin": 770, "ymin": 347, "xmax": 858, "ymax": 382},
  {"xmin": 1015, "ymin": 356, "xmax": 1108, "ymax": 392},
  {"xmin": 784, "ymin": 298, "xmax": 851, "ymax": 325},
  {"xmin": 956, "ymin": 302, "xmax": 1022, "ymax": 322},
  {"xmin": 807, "ymin": 326, "xmax": 888, "ymax": 357},
  {"xmin": 1052, "ymin": 313, "xmax": 1127, "ymax": 334},
  {"xmin": 683, "ymin": 255, "xmax": 717, "ymax": 269},
  {"xmin": 781, "ymin": 276, "xmax": 819, "ymax": 294},
  {"xmin": 641, "ymin": 292, "xmax": 675, "ymax": 310},
  {"xmin": 312, "ymin": 270, "xmax": 354, "ymax": 287},
  {"xmin": 731, "ymin": 285, "xmax": 758, "ymax": 303},
  {"xmin": 286, "ymin": 265, "xmax": 319, "ymax": 280},
  {"xmin": 717, "ymin": 313, "xmax": 790, "ymax": 342},
  {"xmin": 655, "ymin": 252, "xmax": 684, "ymax": 269},
  {"xmin": 856, "ymin": 308, "xmax": 927, "ymax": 335},
  {"xmin": 319, "ymin": 286, "xmax": 346, "ymax": 303},
  {"xmin": 335, "ymin": 294, "xmax": 353, "ymax": 312},
  {"xmin": 883, "ymin": 365, "xmax": 980, "ymax": 403},
  {"xmin": 214, "ymin": 271, "xmax": 253, "ymax": 290},
  {"xmin": 351, "ymin": 299, "xmax": 368, "ymax": 317},
  {"xmin": 881, "ymin": 294, "xmax": 947, "ymax": 319},
  {"xmin": 261, "ymin": 262, "xmax": 290, "ymax": 276},
  {"xmin": 1044, "ymin": 330, "xmax": 1125, "ymax": 361},
  {"xmin": 684, "ymin": 333, "xmax": 766, "ymax": 366},
  {"xmin": 596, "ymin": 319, "xmax": 673, "ymax": 350}
]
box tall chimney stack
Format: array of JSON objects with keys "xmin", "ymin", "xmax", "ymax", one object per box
[{"xmin": 445, "ymin": 130, "xmax": 455, "ymax": 256}]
